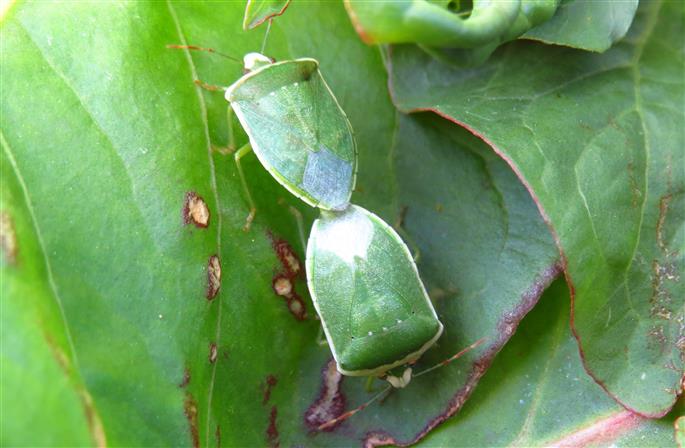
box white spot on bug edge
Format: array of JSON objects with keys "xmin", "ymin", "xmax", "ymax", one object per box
[{"xmin": 640, "ymin": 372, "xmax": 647, "ymax": 380}]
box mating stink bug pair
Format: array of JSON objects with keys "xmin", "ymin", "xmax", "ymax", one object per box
[
  {"xmin": 172, "ymin": 23, "xmax": 480, "ymax": 428},
  {"xmin": 224, "ymin": 51, "xmax": 444, "ymax": 381}
]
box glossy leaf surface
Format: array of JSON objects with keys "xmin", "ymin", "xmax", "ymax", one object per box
[{"xmin": 388, "ymin": 0, "xmax": 684, "ymax": 417}]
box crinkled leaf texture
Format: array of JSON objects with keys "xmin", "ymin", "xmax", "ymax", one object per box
[{"xmin": 388, "ymin": 0, "xmax": 684, "ymax": 418}]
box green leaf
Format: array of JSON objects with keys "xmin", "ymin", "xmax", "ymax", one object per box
[
  {"xmin": 1, "ymin": 142, "xmax": 100, "ymax": 446},
  {"xmin": 387, "ymin": 0, "xmax": 684, "ymax": 417},
  {"xmin": 1, "ymin": 1, "xmax": 558, "ymax": 445},
  {"xmin": 524, "ymin": 0, "xmax": 639, "ymax": 52},
  {"xmin": 422, "ymin": 279, "xmax": 683, "ymax": 447}
]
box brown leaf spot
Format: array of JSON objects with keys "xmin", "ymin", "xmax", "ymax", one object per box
[
  {"xmin": 304, "ymin": 359, "xmax": 346, "ymax": 431},
  {"xmin": 183, "ymin": 192, "xmax": 210, "ymax": 228},
  {"xmin": 269, "ymin": 235, "xmax": 308, "ymax": 321},
  {"xmin": 266, "ymin": 406, "xmax": 279, "ymax": 448},
  {"xmin": 656, "ymin": 193, "xmax": 672, "ymax": 252},
  {"xmin": 364, "ymin": 432, "xmax": 396, "ymax": 448},
  {"xmin": 286, "ymin": 294, "xmax": 307, "ymax": 321},
  {"xmin": 184, "ymin": 393, "xmax": 199, "ymax": 448},
  {"xmin": 272, "ymin": 238, "xmax": 301, "ymax": 277},
  {"xmin": 215, "ymin": 424, "xmax": 221, "ymax": 448},
  {"xmin": 272, "ymin": 275, "xmax": 292, "ymax": 297},
  {"xmin": 179, "ymin": 368, "xmax": 191, "ymax": 388},
  {"xmin": 209, "ymin": 342, "xmax": 218, "ymax": 364},
  {"xmin": 207, "ymin": 255, "xmax": 221, "ymax": 300},
  {"xmin": 262, "ymin": 374, "xmax": 278, "ymax": 405},
  {"xmin": 0, "ymin": 211, "xmax": 17, "ymax": 264}
]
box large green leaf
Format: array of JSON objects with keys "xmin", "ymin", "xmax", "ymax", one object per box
[
  {"xmin": 0, "ymin": 143, "xmax": 99, "ymax": 446},
  {"xmin": 387, "ymin": 0, "xmax": 684, "ymax": 417},
  {"xmin": 2, "ymin": 1, "xmax": 558, "ymax": 445},
  {"xmin": 422, "ymin": 279, "xmax": 684, "ymax": 447}
]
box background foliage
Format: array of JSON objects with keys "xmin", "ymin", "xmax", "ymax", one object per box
[{"xmin": 1, "ymin": 1, "xmax": 682, "ymax": 446}]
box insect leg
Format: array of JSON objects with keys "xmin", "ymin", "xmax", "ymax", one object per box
[
  {"xmin": 315, "ymin": 325, "xmax": 328, "ymax": 347},
  {"xmin": 166, "ymin": 44, "xmax": 240, "ymax": 63},
  {"xmin": 212, "ymin": 106, "xmax": 238, "ymax": 155},
  {"xmin": 412, "ymin": 337, "xmax": 486, "ymax": 379},
  {"xmin": 283, "ymin": 202, "xmax": 306, "ymax": 253},
  {"xmin": 364, "ymin": 375, "xmax": 375, "ymax": 392},
  {"xmin": 234, "ymin": 143, "xmax": 257, "ymax": 232},
  {"xmin": 227, "ymin": 105, "xmax": 237, "ymax": 153}
]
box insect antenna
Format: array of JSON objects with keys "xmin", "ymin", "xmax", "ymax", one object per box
[
  {"xmin": 260, "ymin": 19, "xmax": 272, "ymax": 54},
  {"xmin": 412, "ymin": 337, "xmax": 486, "ymax": 379},
  {"xmin": 317, "ymin": 385, "xmax": 392, "ymax": 431},
  {"xmin": 316, "ymin": 338, "xmax": 486, "ymax": 431},
  {"xmin": 166, "ymin": 44, "xmax": 241, "ymax": 63}
]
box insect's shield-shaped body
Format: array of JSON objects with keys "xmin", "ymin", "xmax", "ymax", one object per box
[
  {"xmin": 225, "ymin": 52, "xmax": 444, "ymax": 382},
  {"xmin": 225, "ymin": 53, "xmax": 357, "ymax": 210},
  {"xmin": 306, "ymin": 205, "xmax": 444, "ymax": 377}
]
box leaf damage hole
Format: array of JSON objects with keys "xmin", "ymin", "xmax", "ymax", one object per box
[
  {"xmin": 183, "ymin": 192, "xmax": 210, "ymax": 228},
  {"xmin": 0, "ymin": 211, "xmax": 17, "ymax": 264},
  {"xmin": 270, "ymin": 236, "xmax": 308, "ymax": 321},
  {"xmin": 304, "ymin": 358, "xmax": 346, "ymax": 432},
  {"xmin": 209, "ymin": 342, "xmax": 218, "ymax": 364},
  {"xmin": 206, "ymin": 255, "xmax": 222, "ymax": 300}
]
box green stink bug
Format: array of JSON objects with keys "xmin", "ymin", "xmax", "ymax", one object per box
[
  {"xmin": 170, "ymin": 36, "xmax": 467, "ymax": 396},
  {"xmin": 306, "ymin": 205, "xmax": 443, "ymax": 377},
  {"xmin": 225, "ymin": 52, "xmax": 357, "ymax": 229}
]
